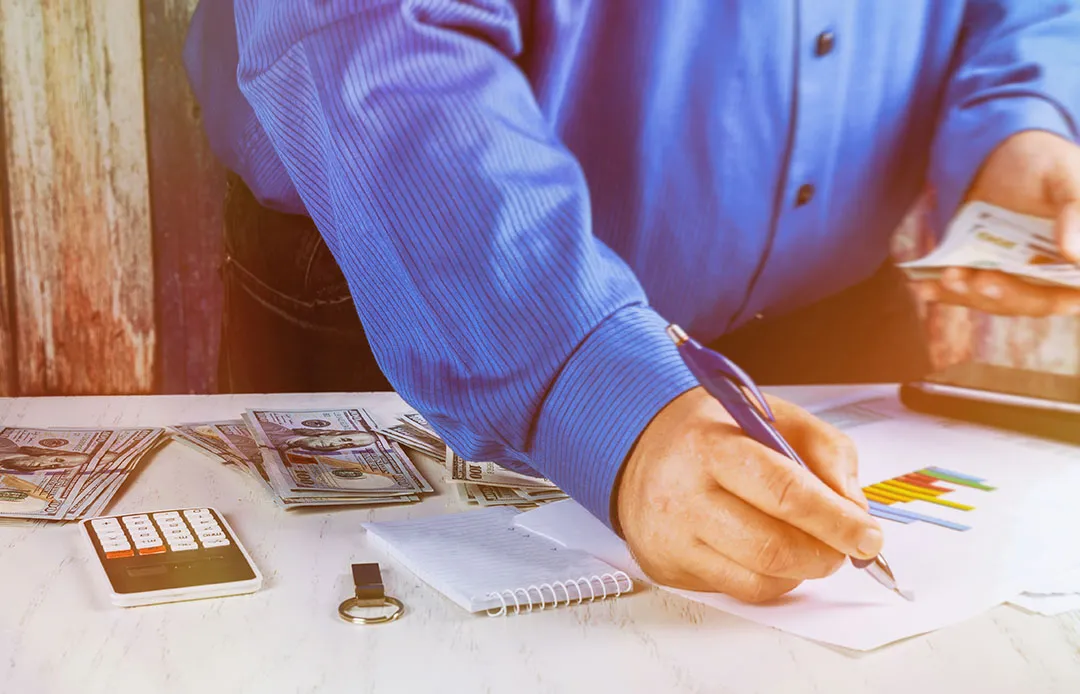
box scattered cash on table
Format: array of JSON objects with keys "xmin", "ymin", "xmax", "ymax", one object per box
[
  {"xmin": 0, "ymin": 404, "xmax": 570, "ymax": 520},
  {"xmin": 0, "ymin": 426, "xmax": 165, "ymax": 520},
  {"xmin": 899, "ymin": 201, "xmax": 1080, "ymax": 288}
]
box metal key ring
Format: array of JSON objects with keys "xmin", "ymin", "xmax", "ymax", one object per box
[{"xmin": 338, "ymin": 595, "xmax": 405, "ymax": 625}]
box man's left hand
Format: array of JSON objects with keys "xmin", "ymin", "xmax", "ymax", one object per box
[{"xmin": 910, "ymin": 130, "xmax": 1080, "ymax": 316}]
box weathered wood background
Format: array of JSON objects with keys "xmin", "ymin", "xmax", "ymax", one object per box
[
  {"xmin": 0, "ymin": 0, "xmax": 222, "ymax": 396},
  {"xmin": 0, "ymin": 1, "xmax": 1074, "ymax": 395}
]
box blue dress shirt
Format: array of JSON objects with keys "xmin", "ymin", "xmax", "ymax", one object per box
[{"xmin": 185, "ymin": 1, "xmax": 1080, "ymax": 526}]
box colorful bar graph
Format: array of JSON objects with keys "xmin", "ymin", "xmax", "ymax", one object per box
[{"xmin": 862, "ymin": 466, "xmax": 995, "ymax": 531}]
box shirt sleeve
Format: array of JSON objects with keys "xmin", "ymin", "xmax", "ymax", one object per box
[
  {"xmin": 230, "ymin": 0, "xmax": 698, "ymax": 526},
  {"xmin": 929, "ymin": 0, "xmax": 1080, "ymax": 230}
]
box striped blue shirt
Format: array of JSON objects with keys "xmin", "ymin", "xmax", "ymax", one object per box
[{"xmin": 185, "ymin": 1, "xmax": 1080, "ymax": 525}]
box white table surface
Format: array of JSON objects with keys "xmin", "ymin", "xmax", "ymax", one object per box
[{"xmin": 1, "ymin": 387, "xmax": 1078, "ymax": 694}]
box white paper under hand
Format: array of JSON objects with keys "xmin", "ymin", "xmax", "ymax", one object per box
[{"xmin": 515, "ymin": 500, "xmax": 1011, "ymax": 651}]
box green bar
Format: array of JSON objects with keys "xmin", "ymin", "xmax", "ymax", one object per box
[{"xmin": 918, "ymin": 469, "xmax": 996, "ymax": 491}]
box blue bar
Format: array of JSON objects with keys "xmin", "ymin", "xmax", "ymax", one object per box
[
  {"xmin": 924, "ymin": 466, "xmax": 985, "ymax": 483},
  {"xmin": 868, "ymin": 501, "xmax": 971, "ymax": 531},
  {"xmin": 867, "ymin": 506, "xmax": 915, "ymax": 524}
]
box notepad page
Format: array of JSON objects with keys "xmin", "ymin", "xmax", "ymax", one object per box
[{"xmin": 363, "ymin": 507, "xmax": 621, "ymax": 613}]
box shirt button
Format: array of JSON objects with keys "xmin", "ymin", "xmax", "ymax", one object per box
[
  {"xmin": 815, "ymin": 31, "xmax": 836, "ymax": 57},
  {"xmin": 795, "ymin": 183, "xmax": 815, "ymax": 206}
]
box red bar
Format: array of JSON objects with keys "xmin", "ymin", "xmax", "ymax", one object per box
[
  {"xmin": 105, "ymin": 549, "xmax": 134, "ymax": 559},
  {"xmin": 901, "ymin": 473, "xmax": 951, "ymax": 491},
  {"xmin": 137, "ymin": 545, "xmax": 166, "ymax": 556}
]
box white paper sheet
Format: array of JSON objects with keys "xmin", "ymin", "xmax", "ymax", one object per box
[
  {"xmin": 515, "ymin": 395, "xmax": 1080, "ymax": 650},
  {"xmin": 1009, "ymin": 593, "xmax": 1080, "ymax": 616}
]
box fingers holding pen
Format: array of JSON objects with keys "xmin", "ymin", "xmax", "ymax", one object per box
[{"xmin": 705, "ymin": 435, "xmax": 884, "ymax": 561}]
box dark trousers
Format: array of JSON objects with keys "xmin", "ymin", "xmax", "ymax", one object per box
[{"xmin": 220, "ymin": 175, "xmax": 931, "ymax": 393}]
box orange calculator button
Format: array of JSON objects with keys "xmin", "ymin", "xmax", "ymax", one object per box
[
  {"xmin": 137, "ymin": 545, "xmax": 166, "ymax": 555},
  {"xmin": 105, "ymin": 549, "xmax": 134, "ymax": 559}
]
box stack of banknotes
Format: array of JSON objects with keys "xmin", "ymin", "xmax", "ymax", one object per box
[
  {"xmin": 440, "ymin": 451, "xmax": 569, "ymax": 509},
  {"xmin": 900, "ymin": 201, "xmax": 1080, "ymax": 288},
  {"xmin": 0, "ymin": 426, "xmax": 165, "ymax": 520},
  {"xmin": 171, "ymin": 408, "xmax": 433, "ymax": 509},
  {"xmin": 377, "ymin": 412, "xmax": 569, "ymax": 508}
]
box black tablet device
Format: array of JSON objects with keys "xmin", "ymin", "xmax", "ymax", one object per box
[{"xmin": 899, "ymin": 361, "xmax": 1080, "ymax": 445}]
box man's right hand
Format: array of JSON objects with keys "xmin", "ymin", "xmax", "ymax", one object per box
[{"xmin": 616, "ymin": 387, "xmax": 884, "ymax": 603}]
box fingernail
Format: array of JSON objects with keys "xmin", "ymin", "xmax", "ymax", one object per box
[
  {"xmin": 945, "ymin": 277, "xmax": 967, "ymax": 293},
  {"xmin": 856, "ymin": 528, "xmax": 883, "ymax": 559},
  {"xmin": 980, "ymin": 283, "xmax": 1003, "ymax": 299}
]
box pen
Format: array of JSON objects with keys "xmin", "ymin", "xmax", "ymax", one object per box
[{"xmin": 665, "ymin": 324, "xmax": 911, "ymax": 601}]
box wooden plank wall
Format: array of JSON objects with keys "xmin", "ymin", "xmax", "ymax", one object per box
[
  {"xmin": 0, "ymin": 2, "xmax": 1074, "ymax": 395},
  {"xmin": 0, "ymin": 0, "xmax": 155, "ymax": 395},
  {"xmin": 0, "ymin": 104, "xmax": 14, "ymax": 397},
  {"xmin": 142, "ymin": 0, "xmax": 225, "ymax": 394},
  {"xmin": 0, "ymin": 0, "xmax": 223, "ymax": 396}
]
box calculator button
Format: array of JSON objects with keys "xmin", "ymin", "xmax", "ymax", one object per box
[
  {"xmin": 137, "ymin": 545, "xmax": 167, "ymax": 556},
  {"xmin": 91, "ymin": 518, "xmax": 121, "ymax": 531},
  {"xmin": 169, "ymin": 541, "xmax": 198, "ymax": 552},
  {"xmin": 152, "ymin": 511, "xmax": 182, "ymax": 521},
  {"xmin": 122, "ymin": 514, "xmax": 152, "ymax": 525},
  {"xmin": 196, "ymin": 529, "xmax": 226, "ymax": 541},
  {"xmin": 184, "ymin": 508, "xmax": 212, "ymax": 518},
  {"xmin": 105, "ymin": 549, "xmax": 135, "ymax": 559},
  {"xmin": 96, "ymin": 530, "xmax": 128, "ymax": 543},
  {"xmin": 133, "ymin": 537, "xmax": 163, "ymax": 550},
  {"xmin": 201, "ymin": 538, "xmax": 230, "ymax": 548}
]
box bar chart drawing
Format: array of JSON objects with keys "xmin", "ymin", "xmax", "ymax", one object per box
[{"xmin": 862, "ymin": 466, "xmax": 996, "ymax": 531}]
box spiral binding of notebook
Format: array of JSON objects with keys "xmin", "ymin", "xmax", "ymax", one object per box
[
  {"xmin": 485, "ymin": 571, "xmax": 633, "ymax": 616},
  {"xmin": 361, "ymin": 508, "xmax": 636, "ymax": 616}
]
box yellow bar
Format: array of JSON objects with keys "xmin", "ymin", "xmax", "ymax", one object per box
[
  {"xmin": 863, "ymin": 491, "xmax": 894, "ymax": 504},
  {"xmin": 866, "ymin": 485, "xmax": 913, "ymax": 503},
  {"xmin": 877, "ymin": 481, "xmax": 974, "ymax": 511},
  {"xmin": 886, "ymin": 479, "xmax": 946, "ymax": 496}
]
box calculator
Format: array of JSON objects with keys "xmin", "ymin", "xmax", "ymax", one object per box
[{"xmin": 80, "ymin": 507, "xmax": 263, "ymax": 607}]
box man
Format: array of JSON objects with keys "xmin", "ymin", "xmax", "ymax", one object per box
[{"xmin": 185, "ymin": 1, "xmax": 1080, "ymax": 603}]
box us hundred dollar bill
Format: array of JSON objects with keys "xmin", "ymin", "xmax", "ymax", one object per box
[
  {"xmin": 243, "ymin": 408, "xmax": 431, "ymax": 506},
  {"xmin": 0, "ymin": 426, "xmax": 163, "ymax": 520},
  {"xmin": 446, "ymin": 450, "xmax": 558, "ymax": 490},
  {"xmin": 900, "ymin": 202, "xmax": 1080, "ymax": 288}
]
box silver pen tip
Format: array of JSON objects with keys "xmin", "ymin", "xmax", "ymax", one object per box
[
  {"xmin": 862, "ymin": 554, "xmax": 913, "ymax": 601},
  {"xmin": 666, "ymin": 324, "xmax": 689, "ymax": 345}
]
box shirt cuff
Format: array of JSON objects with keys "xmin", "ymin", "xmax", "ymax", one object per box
[
  {"xmin": 529, "ymin": 305, "xmax": 699, "ymax": 530},
  {"xmin": 930, "ymin": 95, "xmax": 1078, "ymax": 234}
]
